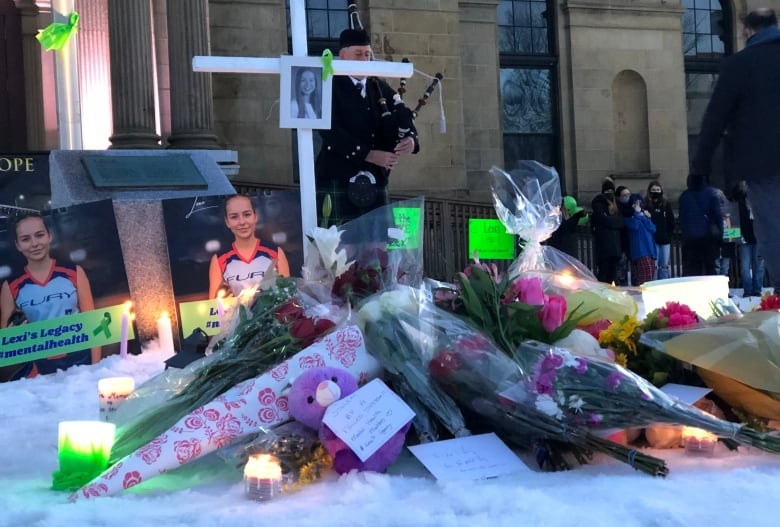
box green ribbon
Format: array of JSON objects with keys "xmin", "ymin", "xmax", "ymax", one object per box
[
  {"xmin": 36, "ymin": 11, "xmax": 80, "ymax": 51},
  {"xmin": 92, "ymin": 312, "xmax": 112, "ymax": 339},
  {"xmin": 321, "ymin": 49, "xmax": 334, "ymax": 81}
]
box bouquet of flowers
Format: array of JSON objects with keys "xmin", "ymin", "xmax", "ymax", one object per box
[
  {"xmin": 109, "ymin": 276, "xmax": 341, "ymax": 463},
  {"xmin": 597, "ymin": 301, "xmax": 700, "ymax": 387},
  {"xmin": 360, "ymin": 287, "xmax": 670, "ymax": 475}
]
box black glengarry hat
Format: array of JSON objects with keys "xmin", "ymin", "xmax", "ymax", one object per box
[{"xmin": 339, "ymin": 28, "xmax": 370, "ymax": 49}]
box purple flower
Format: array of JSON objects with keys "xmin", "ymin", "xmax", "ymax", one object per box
[
  {"xmin": 606, "ymin": 372, "xmax": 623, "ymax": 392},
  {"xmin": 541, "ymin": 353, "xmax": 564, "ymax": 372},
  {"xmin": 534, "ymin": 372, "xmax": 555, "ymax": 395},
  {"xmin": 574, "ymin": 357, "xmax": 588, "ymax": 374},
  {"xmin": 588, "ymin": 413, "xmax": 603, "ymax": 426}
]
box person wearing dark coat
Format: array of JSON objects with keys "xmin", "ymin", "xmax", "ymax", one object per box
[
  {"xmin": 690, "ymin": 8, "xmax": 780, "ymax": 288},
  {"xmin": 315, "ymin": 28, "xmax": 420, "ymax": 231},
  {"xmin": 732, "ymin": 181, "xmax": 765, "ymax": 297},
  {"xmin": 590, "ymin": 177, "xmax": 626, "ymax": 284},
  {"xmin": 645, "ymin": 180, "xmax": 675, "ymax": 280},
  {"xmin": 678, "ymin": 174, "xmax": 723, "ymax": 276},
  {"xmin": 547, "ymin": 197, "xmax": 587, "ymax": 259}
]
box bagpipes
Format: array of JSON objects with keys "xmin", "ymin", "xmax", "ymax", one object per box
[{"xmin": 346, "ymin": 4, "xmax": 442, "ymax": 153}]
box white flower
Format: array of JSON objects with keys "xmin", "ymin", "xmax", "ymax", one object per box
[
  {"xmin": 308, "ymin": 225, "xmax": 354, "ymax": 277},
  {"xmin": 357, "ymin": 287, "xmax": 420, "ymax": 330},
  {"xmin": 568, "ymin": 395, "xmax": 585, "ymax": 414},
  {"xmin": 535, "ymin": 394, "xmax": 563, "ymax": 419}
]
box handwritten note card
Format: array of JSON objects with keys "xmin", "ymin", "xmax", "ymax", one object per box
[
  {"xmin": 408, "ymin": 433, "xmax": 529, "ymax": 481},
  {"xmin": 322, "ymin": 378, "xmax": 415, "ymax": 462},
  {"xmin": 660, "ymin": 383, "xmax": 712, "ymax": 405}
]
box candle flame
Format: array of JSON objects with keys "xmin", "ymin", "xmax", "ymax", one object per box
[{"xmin": 244, "ymin": 453, "xmax": 282, "ymax": 479}]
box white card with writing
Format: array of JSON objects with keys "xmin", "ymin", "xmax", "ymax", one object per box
[
  {"xmin": 322, "ymin": 378, "xmax": 415, "ymax": 462},
  {"xmin": 660, "ymin": 383, "xmax": 712, "ymax": 405},
  {"xmin": 408, "ymin": 433, "xmax": 530, "ymax": 480}
]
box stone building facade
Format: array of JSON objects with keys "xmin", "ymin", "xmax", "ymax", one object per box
[{"xmin": 1, "ymin": 0, "xmax": 771, "ymax": 204}]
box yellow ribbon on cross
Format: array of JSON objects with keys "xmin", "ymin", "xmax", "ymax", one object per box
[{"xmin": 36, "ymin": 11, "xmax": 80, "ymax": 51}]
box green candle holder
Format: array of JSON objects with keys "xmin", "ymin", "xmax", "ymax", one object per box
[{"xmin": 52, "ymin": 421, "xmax": 116, "ymax": 491}]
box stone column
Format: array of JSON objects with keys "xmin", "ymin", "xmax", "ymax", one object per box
[
  {"xmin": 165, "ymin": 0, "xmax": 219, "ymax": 149},
  {"xmin": 107, "ymin": 0, "xmax": 161, "ymax": 148}
]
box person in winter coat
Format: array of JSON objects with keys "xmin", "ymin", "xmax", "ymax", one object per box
[
  {"xmin": 691, "ymin": 8, "xmax": 780, "ymax": 288},
  {"xmin": 731, "ymin": 181, "xmax": 765, "ymax": 297},
  {"xmin": 547, "ymin": 196, "xmax": 587, "ymax": 259},
  {"xmin": 590, "ymin": 177, "xmax": 625, "ymax": 284},
  {"xmin": 645, "ymin": 180, "xmax": 675, "ymax": 280},
  {"xmin": 678, "ymin": 174, "xmax": 723, "ymax": 276},
  {"xmin": 624, "ymin": 194, "xmax": 657, "ymax": 285}
]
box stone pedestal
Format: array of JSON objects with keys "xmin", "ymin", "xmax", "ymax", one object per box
[{"xmin": 49, "ymin": 150, "xmax": 236, "ymax": 347}]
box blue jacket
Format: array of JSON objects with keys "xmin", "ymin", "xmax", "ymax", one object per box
[
  {"xmin": 678, "ymin": 174, "xmax": 723, "ymax": 240},
  {"xmin": 625, "ymin": 212, "xmax": 657, "ymax": 261}
]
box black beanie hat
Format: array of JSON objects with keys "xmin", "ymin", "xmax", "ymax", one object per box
[
  {"xmin": 339, "ymin": 28, "xmax": 370, "ymax": 49},
  {"xmin": 601, "ymin": 177, "xmax": 615, "ymax": 194}
]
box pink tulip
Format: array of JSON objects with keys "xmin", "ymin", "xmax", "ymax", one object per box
[
  {"xmin": 517, "ymin": 277, "xmax": 546, "ymax": 306},
  {"xmin": 538, "ymin": 295, "xmax": 567, "ymax": 333}
]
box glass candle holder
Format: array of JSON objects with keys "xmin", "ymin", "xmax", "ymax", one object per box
[
  {"xmin": 98, "ymin": 377, "xmax": 135, "ymax": 422},
  {"xmin": 52, "ymin": 421, "xmax": 116, "ymax": 491},
  {"xmin": 682, "ymin": 426, "xmax": 717, "ymax": 456},
  {"xmin": 243, "ymin": 454, "xmax": 283, "ymax": 501}
]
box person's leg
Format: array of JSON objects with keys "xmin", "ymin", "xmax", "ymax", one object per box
[
  {"xmin": 747, "ymin": 180, "xmax": 780, "ymax": 288},
  {"xmin": 656, "ymin": 243, "xmax": 670, "ymax": 280},
  {"xmin": 753, "ymin": 245, "xmax": 766, "ymax": 295},
  {"xmin": 740, "ymin": 243, "xmax": 753, "ymax": 295}
]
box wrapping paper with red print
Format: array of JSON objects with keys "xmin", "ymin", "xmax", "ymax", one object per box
[{"xmin": 71, "ymin": 325, "xmax": 380, "ymax": 499}]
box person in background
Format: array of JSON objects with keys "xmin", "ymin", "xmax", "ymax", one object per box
[
  {"xmin": 714, "ymin": 187, "xmax": 736, "ymax": 283},
  {"xmin": 208, "ymin": 194, "xmax": 290, "ymax": 299},
  {"xmin": 678, "ymin": 174, "xmax": 723, "ymax": 276},
  {"xmin": 645, "ymin": 180, "xmax": 675, "ymax": 280},
  {"xmin": 615, "ymin": 185, "xmax": 633, "ymax": 285},
  {"xmin": 547, "ymin": 195, "xmax": 587, "ymax": 259},
  {"xmin": 732, "ymin": 181, "xmax": 765, "ymax": 297},
  {"xmin": 624, "ymin": 194, "xmax": 657, "ymax": 285},
  {"xmin": 690, "ymin": 8, "xmax": 780, "ymax": 290},
  {"xmin": 0, "ymin": 212, "xmax": 99, "ymax": 381},
  {"xmin": 590, "ymin": 177, "xmax": 625, "ymax": 284}
]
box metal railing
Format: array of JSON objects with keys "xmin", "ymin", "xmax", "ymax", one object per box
[{"xmin": 232, "ymin": 182, "xmax": 749, "ymax": 286}]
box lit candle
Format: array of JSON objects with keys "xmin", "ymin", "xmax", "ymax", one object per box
[
  {"xmin": 157, "ymin": 311, "xmax": 175, "ymax": 353},
  {"xmin": 216, "ymin": 290, "xmax": 225, "ymax": 327},
  {"xmin": 52, "ymin": 421, "xmax": 116, "ymax": 491},
  {"xmin": 98, "ymin": 376, "xmax": 135, "ymax": 422},
  {"xmin": 243, "ymin": 453, "xmax": 283, "ymax": 501},
  {"xmin": 681, "ymin": 426, "xmax": 718, "ymax": 456},
  {"xmin": 119, "ymin": 301, "xmax": 132, "ymax": 359}
]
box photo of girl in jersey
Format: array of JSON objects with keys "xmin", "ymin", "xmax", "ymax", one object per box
[
  {"xmin": 0, "ymin": 200, "xmax": 130, "ymax": 382},
  {"xmin": 208, "ymin": 194, "xmax": 290, "ymax": 298},
  {"xmin": 162, "ymin": 190, "xmax": 303, "ymax": 304}
]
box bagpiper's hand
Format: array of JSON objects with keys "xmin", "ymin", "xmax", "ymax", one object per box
[
  {"xmin": 394, "ymin": 136, "xmax": 415, "ymax": 155},
  {"xmin": 366, "ymin": 149, "xmax": 400, "ymax": 170}
]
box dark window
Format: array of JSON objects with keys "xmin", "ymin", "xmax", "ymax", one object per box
[
  {"xmin": 498, "ymin": 0, "xmax": 560, "ymax": 179},
  {"xmin": 285, "ymin": 0, "xmax": 349, "ymax": 55},
  {"xmin": 684, "ymin": 0, "xmax": 733, "ymax": 190}
]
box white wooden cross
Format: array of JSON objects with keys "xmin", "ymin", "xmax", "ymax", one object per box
[{"xmin": 192, "ymin": 0, "xmax": 413, "ymax": 246}]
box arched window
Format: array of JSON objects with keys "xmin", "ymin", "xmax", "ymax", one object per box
[
  {"xmin": 684, "ymin": 0, "xmax": 734, "ymax": 189},
  {"xmin": 497, "ymin": 0, "xmax": 561, "ymax": 179}
]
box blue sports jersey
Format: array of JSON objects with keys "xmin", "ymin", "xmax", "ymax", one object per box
[
  {"xmin": 217, "ymin": 240, "xmax": 278, "ymax": 296},
  {"xmin": 7, "ymin": 260, "xmax": 90, "ymax": 378}
]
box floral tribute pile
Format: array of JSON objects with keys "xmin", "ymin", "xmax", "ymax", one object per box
[{"xmin": 67, "ymin": 171, "xmax": 780, "ymax": 499}]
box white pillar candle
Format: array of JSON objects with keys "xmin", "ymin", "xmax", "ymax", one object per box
[
  {"xmin": 157, "ymin": 311, "xmax": 175, "ymax": 353},
  {"xmin": 98, "ymin": 376, "xmax": 135, "ymax": 422},
  {"xmin": 243, "ymin": 454, "xmax": 283, "ymax": 501},
  {"xmin": 119, "ymin": 301, "xmax": 132, "ymax": 359}
]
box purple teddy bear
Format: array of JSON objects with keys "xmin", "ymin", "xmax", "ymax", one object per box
[{"xmin": 287, "ymin": 366, "xmax": 410, "ymax": 474}]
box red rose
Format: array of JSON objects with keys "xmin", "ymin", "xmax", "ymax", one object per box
[
  {"xmin": 275, "ymin": 299, "xmax": 305, "ymax": 323},
  {"xmin": 580, "ymin": 319, "xmax": 612, "ymax": 340},
  {"xmin": 429, "ymin": 350, "xmax": 462, "ymax": 379},
  {"xmin": 290, "ymin": 317, "xmax": 316, "ymax": 346},
  {"xmin": 759, "ymin": 293, "xmax": 780, "ymax": 311}
]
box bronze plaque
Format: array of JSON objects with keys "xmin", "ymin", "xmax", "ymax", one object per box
[{"xmin": 82, "ymin": 154, "xmax": 208, "ymax": 190}]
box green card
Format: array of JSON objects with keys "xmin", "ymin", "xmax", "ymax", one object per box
[
  {"xmin": 179, "ymin": 299, "xmax": 223, "ymax": 337},
  {"xmin": 388, "ymin": 206, "xmax": 422, "ymax": 250},
  {"xmin": 0, "ymin": 304, "xmax": 135, "ymax": 367},
  {"xmin": 468, "ymin": 218, "xmax": 515, "ymax": 260}
]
